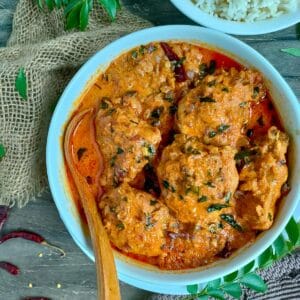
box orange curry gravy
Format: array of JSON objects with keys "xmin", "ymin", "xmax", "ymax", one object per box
[{"xmin": 65, "ymin": 42, "xmax": 289, "ymax": 270}]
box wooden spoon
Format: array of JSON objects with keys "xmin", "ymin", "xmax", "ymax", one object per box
[{"xmin": 64, "ymin": 108, "xmax": 121, "ymax": 300}]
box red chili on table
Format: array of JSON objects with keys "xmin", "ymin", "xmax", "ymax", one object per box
[
  {"xmin": 0, "ymin": 230, "xmax": 66, "ymax": 257},
  {"xmin": 22, "ymin": 298, "xmax": 51, "ymax": 300},
  {"xmin": 0, "ymin": 261, "xmax": 20, "ymax": 275},
  {"xmin": 160, "ymin": 42, "xmax": 187, "ymax": 83}
]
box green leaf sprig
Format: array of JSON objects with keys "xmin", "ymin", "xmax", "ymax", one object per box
[
  {"xmin": 15, "ymin": 68, "xmax": 27, "ymax": 100},
  {"xmin": 36, "ymin": 0, "xmax": 121, "ymax": 31},
  {"xmin": 0, "ymin": 144, "xmax": 6, "ymax": 160},
  {"xmin": 186, "ymin": 217, "xmax": 300, "ymax": 300},
  {"xmin": 281, "ymin": 48, "xmax": 300, "ymax": 57}
]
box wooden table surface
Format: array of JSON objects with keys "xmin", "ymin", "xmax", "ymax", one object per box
[{"xmin": 0, "ymin": 1, "xmax": 299, "ymax": 299}]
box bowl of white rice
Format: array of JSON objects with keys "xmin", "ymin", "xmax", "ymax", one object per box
[{"xmin": 171, "ymin": 0, "xmax": 300, "ymax": 35}]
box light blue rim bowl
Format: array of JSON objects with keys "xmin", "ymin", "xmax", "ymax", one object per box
[{"xmin": 46, "ymin": 25, "xmax": 300, "ymax": 294}]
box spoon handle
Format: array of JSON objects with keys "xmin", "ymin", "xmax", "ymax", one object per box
[{"xmin": 64, "ymin": 109, "xmax": 121, "ymax": 300}]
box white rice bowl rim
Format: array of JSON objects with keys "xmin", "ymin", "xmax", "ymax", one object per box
[{"xmin": 171, "ymin": 0, "xmax": 300, "ymax": 35}]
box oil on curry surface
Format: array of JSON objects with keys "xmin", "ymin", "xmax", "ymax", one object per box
[{"xmin": 65, "ymin": 42, "xmax": 289, "ymax": 270}]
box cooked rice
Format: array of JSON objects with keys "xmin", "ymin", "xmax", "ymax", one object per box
[{"xmin": 191, "ymin": 0, "xmax": 298, "ymax": 22}]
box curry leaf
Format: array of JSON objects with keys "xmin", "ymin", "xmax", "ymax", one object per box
[
  {"xmin": 241, "ymin": 260, "xmax": 255, "ymax": 274},
  {"xmin": 64, "ymin": 0, "xmax": 82, "ymax": 15},
  {"xmin": 223, "ymin": 283, "xmax": 242, "ymax": 299},
  {"xmin": 207, "ymin": 278, "xmax": 221, "ymax": 290},
  {"xmin": 207, "ymin": 289, "xmax": 225, "ymax": 300},
  {"xmin": 66, "ymin": 3, "xmax": 81, "ymax": 29},
  {"xmin": 80, "ymin": 0, "xmax": 89, "ymax": 30},
  {"xmin": 273, "ymin": 234, "xmax": 288, "ymax": 258},
  {"xmin": 281, "ymin": 48, "xmax": 300, "ymax": 57},
  {"xmin": 240, "ymin": 273, "xmax": 267, "ymax": 292},
  {"xmin": 257, "ymin": 246, "xmax": 274, "ymax": 268},
  {"xmin": 186, "ymin": 284, "xmax": 198, "ymax": 294},
  {"xmin": 15, "ymin": 68, "xmax": 27, "ymax": 100},
  {"xmin": 98, "ymin": 0, "xmax": 119, "ymax": 20},
  {"xmin": 45, "ymin": 0, "xmax": 55, "ymax": 10},
  {"xmin": 0, "ymin": 144, "xmax": 6, "ymax": 160},
  {"xmin": 37, "ymin": 0, "xmax": 44, "ymax": 9},
  {"xmin": 196, "ymin": 296, "xmax": 209, "ymax": 300},
  {"xmin": 285, "ymin": 217, "xmax": 299, "ymax": 246},
  {"xmin": 224, "ymin": 270, "xmax": 238, "ymax": 282},
  {"xmin": 54, "ymin": 0, "xmax": 63, "ymax": 8}
]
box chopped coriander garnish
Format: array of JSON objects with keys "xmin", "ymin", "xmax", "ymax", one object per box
[
  {"xmin": 145, "ymin": 213, "xmax": 155, "ymax": 230},
  {"xmin": 222, "ymin": 87, "xmax": 229, "ymax": 92},
  {"xmin": 268, "ymin": 213, "xmax": 273, "ymax": 221},
  {"xmin": 162, "ymin": 180, "xmax": 176, "ymax": 192},
  {"xmin": 100, "ymin": 98, "xmax": 109, "ymax": 109},
  {"xmin": 117, "ymin": 147, "xmax": 124, "ymax": 154},
  {"xmin": 116, "ymin": 222, "xmax": 125, "ymax": 230},
  {"xmin": 169, "ymin": 104, "xmax": 177, "ymax": 115},
  {"xmin": 198, "ymin": 195, "xmax": 208, "ymax": 202},
  {"xmin": 172, "ymin": 57, "xmax": 186, "ymax": 68},
  {"xmin": 207, "ymin": 79, "xmax": 216, "ymax": 87},
  {"xmin": 150, "ymin": 199, "xmax": 158, "ymax": 206},
  {"xmin": 252, "ymin": 86, "xmax": 260, "ymax": 98},
  {"xmin": 185, "ymin": 186, "xmax": 200, "ymax": 195},
  {"xmin": 139, "ymin": 45, "xmax": 146, "ymax": 55},
  {"xmin": 220, "ymin": 214, "xmax": 243, "ymax": 231},
  {"xmin": 151, "ymin": 106, "xmax": 164, "ymax": 119},
  {"xmin": 106, "ymin": 108, "xmax": 116, "ymax": 115},
  {"xmin": 239, "ymin": 101, "xmax": 247, "ymax": 107},
  {"xmin": 224, "ymin": 191, "xmax": 232, "ymax": 203},
  {"xmin": 207, "ymin": 204, "xmax": 229, "ymax": 212},
  {"xmin": 199, "ymin": 63, "xmax": 208, "ymax": 79},
  {"xmin": 199, "ymin": 96, "xmax": 216, "ymax": 103},
  {"xmin": 217, "ymin": 124, "xmax": 230, "ymax": 133},
  {"xmin": 208, "ymin": 131, "xmax": 217, "ymax": 138},
  {"xmin": 184, "ymin": 146, "xmax": 201, "ymax": 155},
  {"xmin": 208, "ymin": 223, "xmax": 217, "ymax": 234},
  {"xmin": 110, "ymin": 155, "xmax": 117, "ymax": 167},
  {"xmin": 234, "ymin": 149, "xmax": 258, "ymax": 160},
  {"xmin": 147, "ymin": 144, "xmax": 155, "ymax": 156},
  {"xmin": 205, "ymin": 181, "xmax": 215, "ymax": 188},
  {"xmin": 131, "ymin": 50, "xmax": 138, "ymax": 59},
  {"xmin": 163, "ymin": 92, "xmax": 174, "ymax": 102},
  {"xmin": 208, "ymin": 60, "xmax": 216, "ymax": 74}
]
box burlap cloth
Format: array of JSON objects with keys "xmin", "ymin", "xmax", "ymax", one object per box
[{"xmin": 0, "ymin": 1, "xmax": 299, "ymax": 299}]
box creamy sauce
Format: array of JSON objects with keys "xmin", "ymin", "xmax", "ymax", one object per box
[{"xmin": 65, "ymin": 42, "xmax": 289, "ymax": 270}]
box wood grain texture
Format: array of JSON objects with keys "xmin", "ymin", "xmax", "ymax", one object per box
[{"xmin": 0, "ymin": 0, "xmax": 299, "ymax": 299}]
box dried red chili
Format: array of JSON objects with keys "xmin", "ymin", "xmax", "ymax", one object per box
[
  {"xmin": 0, "ymin": 231, "xmax": 65, "ymax": 257},
  {"xmin": 0, "ymin": 205, "xmax": 9, "ymax": 232},
  {"xmin": 160, "ymin": 42, "xmax": 187, "ymax": 83},
  {"xmin": 0, "ymin": 261, "xmax": 20, "ymax": 275},
  {"xmin": 22, "ymin": 298, "xmax": 51, "ymax": 300}
]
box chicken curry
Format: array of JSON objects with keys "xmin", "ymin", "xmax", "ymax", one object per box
[{"xmin": 65, "ymin": 41, "xmax": 289, "ymax": 270}]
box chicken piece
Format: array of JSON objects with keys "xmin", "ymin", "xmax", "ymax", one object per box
[
  {"xmin": 99, "ymin": 183, "xmax": 173, "ymax": 256},
  {"xmin": 177, "ymin": 68, "xmax": 266, "ymax": 147},
  {"xmin": 156, "ymin": 134, "xmax": 239, "ymax": 223},
  {"xmin": 95, "ymin": 100, "xmax": 161, "ymax": 188},
  {"xmin": 101, "ymin": 43, "xmax": 175, "ymax": 101},
  {"xmin": 237, "ymin": 126, "xmax": 289, "ymax": 230}
]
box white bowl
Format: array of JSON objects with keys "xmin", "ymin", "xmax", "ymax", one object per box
[
  {"xmin": 171, "ymin": 0, "xmax": 300, "ymax": 35},
  {"xmin": 46, "ymin": 25, "xmax": 300, "ymax": 295}
]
